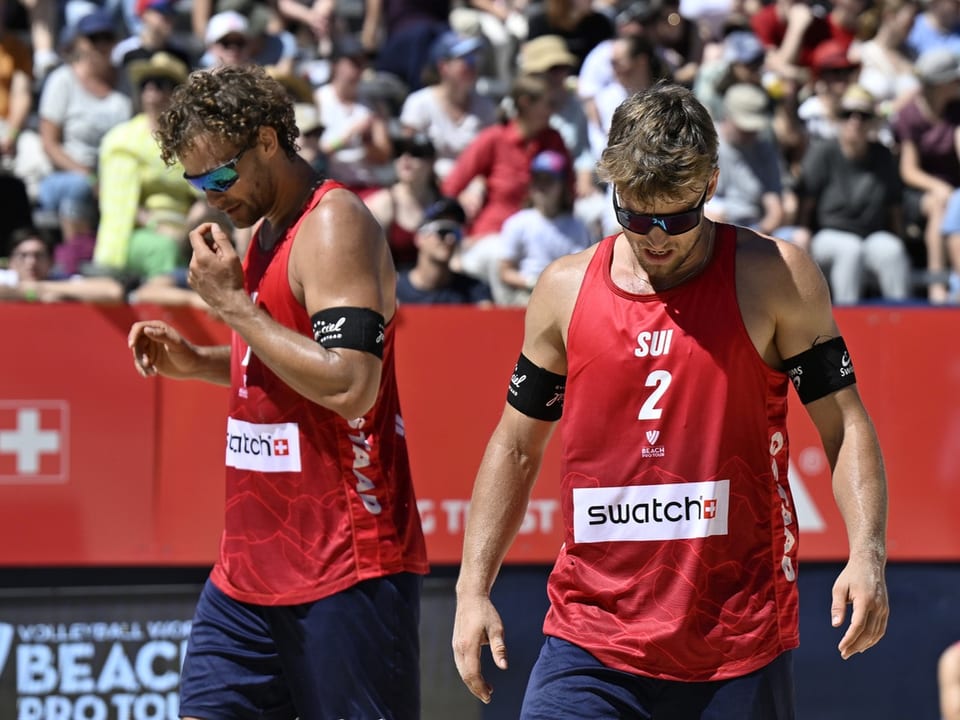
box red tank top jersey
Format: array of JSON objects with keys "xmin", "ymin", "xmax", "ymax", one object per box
[
  {"xmin": 209, "ymin": 180, "xmax": 429, "ymax": 606},
  {"xmin": 543, "ymin": 225, "xmax": 799, "ymax": 681}
]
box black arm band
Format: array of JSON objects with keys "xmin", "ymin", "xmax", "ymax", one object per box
[
  {"xmin": 507, "ymin": 353, "xmax": 566, "ymax": 421},
  {"xmin": 783, "ymin": 336, "xmax": 856, "ymax": 404},
  {"xmin": 311, "ymin": 307, "xmax": 385, "ymax": 359}
]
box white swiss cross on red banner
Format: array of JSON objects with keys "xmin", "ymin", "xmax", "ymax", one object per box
[{"xmin": 0, "ymin": 401, "xmax": 68, "ymax": 482}]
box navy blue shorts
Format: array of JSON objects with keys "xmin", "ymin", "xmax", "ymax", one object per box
[
  {"xmin": 520, "ymin": 636, "xmax": 795, "ymax": 720},
  {"xmin": 179, "ymin": 574, "xmax": 422, "ymax": 720}
]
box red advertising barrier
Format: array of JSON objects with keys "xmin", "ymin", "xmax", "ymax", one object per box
[{"xmin": 0, "ymin": 304, "xmax": 958, "ymax": 566}]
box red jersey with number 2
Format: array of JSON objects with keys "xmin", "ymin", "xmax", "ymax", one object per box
[
  {"xmin": 544, "ymin": 224, "xmax": 799, "ymax": 681},
  {"xmin": 210, "ymin": 180, "xmax": 429, "ymax": 606}
]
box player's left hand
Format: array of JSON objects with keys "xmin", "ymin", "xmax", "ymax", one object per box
[
  {"xmin": 187, "ymin": 222, "xmax": 246, "ymax": 313},
  {"xmin": 831, "ymin": 554, "xmax": 888, "ymax": 659}
]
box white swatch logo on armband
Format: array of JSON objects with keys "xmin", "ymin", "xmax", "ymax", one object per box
[
  {"xmin": 226, "ymin": 418, "xmax": 301, "ymax": 472},
  {"xmin": 573, "ymin": 480, "xmax": 729, "ymax": 543}
]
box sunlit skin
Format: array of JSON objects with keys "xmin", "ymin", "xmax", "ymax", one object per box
[{"xmin": 614, "ymin": 169, "xmax": 719, "ymax": 290}]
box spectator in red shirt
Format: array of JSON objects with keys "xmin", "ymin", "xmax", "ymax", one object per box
[{"xmin": 441, "ymin": 74, "xmax": 572, "ymax": 283}]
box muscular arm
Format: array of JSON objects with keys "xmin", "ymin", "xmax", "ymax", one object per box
[
  {"xmin": 200, "ymin": 190, "xmax": 390, "ymax": 420},
  {"xmin": 453, "ymin": 258, "xmax": 577, "ymax": 702},
  {"xmin": 770, "ymin": 241, "xmax": 889, "ymax": 658}
]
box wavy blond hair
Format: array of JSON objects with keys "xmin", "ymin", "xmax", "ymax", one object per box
[{"xmin": 598, "ymin": 81, "xmax": 718, "ymax": 206}]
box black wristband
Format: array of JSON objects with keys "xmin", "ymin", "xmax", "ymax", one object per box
[{"xmin": 311, "ymin": 307, "xmax": 385, "ymax": 359}]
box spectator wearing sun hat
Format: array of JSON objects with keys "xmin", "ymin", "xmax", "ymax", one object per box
[
  {"xmin": 706, "ymin": 83, "xmax": 788, "ymax": 240},
  {"xmin": 92, "ymin": 51, "xmax": 205, "ymax": 281}
]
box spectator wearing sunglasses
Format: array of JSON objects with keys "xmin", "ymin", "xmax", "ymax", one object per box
[
  {"xmin": 793, "ymin": 85, "xmax": 911, "ymax": 303},
  {"xmin": 453, "ymin": 82, "xmax": 889, "ymax": 716},
  {"xmin": 396, "ymin": 196, "xmax": 493, "ymax": 305},
  {"xmin": 201, "ymin": 10, "xmax": 253, "ymax": 67},
  {"xmin": 128, "ymin": 64, "xmax": 427, "ymax": 720},
  {"xmin": 92, "ymin": 52, "xmax": 207, "ymax": 281},
  {"xmin": 36, "ymin": 9, "xmax": 131, "ymax": 250},
  {"xmin": 364, "ymin": 133, "xmax": 444, "ymax": 270}
]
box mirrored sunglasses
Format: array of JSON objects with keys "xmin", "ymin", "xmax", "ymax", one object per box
[
  {"xmin": 420, "ymin": 220, "xmax": 462, "ymax": 243},
  {"xmin": 182, "ymin": 146, "xmax": 251, "ymax": 192},
  {"xmin": 613, "ymin": 185, "xmax": 708, "ymax": 236}
]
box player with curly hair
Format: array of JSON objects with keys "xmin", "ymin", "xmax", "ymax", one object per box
[{"xmin": 128, "ymin": 64, "xmax": 428, "ymax": 720}]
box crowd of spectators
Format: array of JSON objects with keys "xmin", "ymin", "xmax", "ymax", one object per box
[{"xmin": 2, "ymin": 0, "xmax": 960, "ymax": 306}]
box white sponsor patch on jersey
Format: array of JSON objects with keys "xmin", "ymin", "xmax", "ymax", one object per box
[
  {"xmin": 226, "ymin": 418, "xmax": 302, "ymax": 472},
  {"xmin": 573, "ymin": 479, "xmax": 730, "ymax": 543}
]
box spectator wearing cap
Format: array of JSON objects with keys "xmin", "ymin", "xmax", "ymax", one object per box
[
  {"xmin": 891, "ymin": 47, "xmax": 960, "ymax": 302},
  {"xmin": 797, "ymin": 39, "xmax": 862, "ymax": 141},
  {"xmin": 707, "ymin": 83, "xmax": 788, "ymax": 240},
  {"xmin": 399, "ymin": 30, "xmax": 497, "ymax": 181},
  {"xmin": 113, "ymin": 0, "xmax": 194, "ymax": 93},
  {"xmin": 694, "ymin": 29, "xmax": 767, "ymax": 123},
  {"xmin": 441, "ymin": 73, "xmax": 572, "ymax": 277},
  {"xmin": 526, "ymin": 0, "xmax": 615, "ymax": 72},
  {"xmin": 317, "ymin": 36, "xmax": 393, "ymax": 194},
  {"xmin": 905, "ymin": 0, "xmax": 960, "ymax": 59},
  {"xmin": 92, "ymin": 52, "xmax": 206, "ymax": 281},
  {"xmin": 364, "ymin": 133, "xmax": 444, "ymax": 270},
  {"xmin": 794, "ymin": 84, "xmax": 912, "ymax": 304},
  {"xmin": 37, "ymin": 9, "xmax": 131, "ymax": 250},
  {"xmin": 201, "ymin": 10, "xmax": 253, "ymax": 67},
  {"xmin": 396, "ymin": 197, "xmax": 494, "ymax": 306},
  {"xmin": 494, "ymin": 149, "xmax": 592, "ymax": 306}
]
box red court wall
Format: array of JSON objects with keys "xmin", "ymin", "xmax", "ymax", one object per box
[{"xmin": 0, "ymin": 304, "xmax": 957, "ymax": 566}]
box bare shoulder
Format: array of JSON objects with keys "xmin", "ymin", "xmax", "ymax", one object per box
[
  {"xmin": 736, "ymin": 228, "xmax": 831, "ymax": 311},
  {"xmin": 291, "ymin": 186, "xmax": 392, "ymax": 313},
  {"xmin": 734, "ymin": 227, "xmax": 837, "ymax": 363},
  {"xmin": 523, "ymin": 244, "xmax": 598, "ymax": 373},
  {"xmin": 537, "ymin": 243, "xmax": 597, "ymax": 295}
]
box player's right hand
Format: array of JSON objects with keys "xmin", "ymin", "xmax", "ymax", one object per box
[
  {"xmin": 128, "ymin": 320, "xmax": 200, "ymax": 380},
  {"xmin": 452, "ymin": 594, "xmax": 508, "ymax": 704}
]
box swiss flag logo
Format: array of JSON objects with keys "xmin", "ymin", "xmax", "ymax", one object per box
[
  {"xmin": 273, "ymin": 438, "xmax": 290, "ymax": 456},
  {"xmin": 703, "ymin": 498, "xmax": 718, "ymax": 519},
  {"xmin": 0, "ymin": 401, "xmax": 68, "ymax": 482}
]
